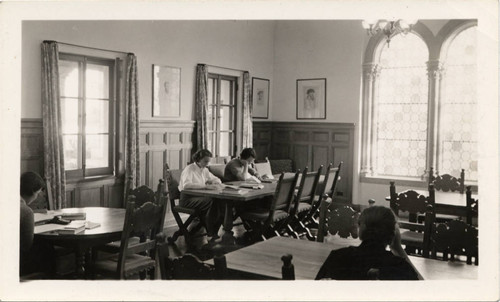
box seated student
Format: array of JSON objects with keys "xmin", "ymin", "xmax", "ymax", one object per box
[
  {"xmin": 178, "ymin": 149, "xmax": 223, "ymax": 238},
  {"xmin": 223, "ymin": 148, "xmax": 261, "ymax": 182},
  {"xmin": 20, "ymin": 171, "xmax": 55, "ymax": 276},
  {"xmin": 315, "ymin": 206, "xmax": 423, "ymax": 280}
]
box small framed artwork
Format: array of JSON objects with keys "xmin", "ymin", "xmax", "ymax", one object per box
[
  {"xmin": 152, "ymin": 65, "xmax": 181, "ymax": 117},
  {"xmin": 296, "ymin": 78, "xmax": 326, "ymax": 119},
  {"xmin": 252, "ymin": 77, "xmax": 270, "ymax": 119}
]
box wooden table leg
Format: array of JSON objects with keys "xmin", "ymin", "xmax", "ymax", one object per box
[
  {"xmin": 221, "ymin": 201, "xmax": 235, "ymax": 245},
  {"xmin": 75, "ymin": 249, "xmax": 86, "ymax": 278}
]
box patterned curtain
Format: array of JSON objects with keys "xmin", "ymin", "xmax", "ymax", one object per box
[
  {"xmin": 242, "ymin": 71, "xmax": 253, "ymax": 148},
  {"xmin": 195, "ymin": 64, "xmax": 209, "ymax": 151},
  {"xmin": 41, "ymin": 41, "xmax": 66, "ymax": 209},
  {"xmin": 123, "ymin": 53, "xmax": 140, "ymax": 201}
]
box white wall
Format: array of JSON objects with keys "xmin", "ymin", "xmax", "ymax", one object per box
[{"xmin": 22, "ymin": 20, "xmax": 275, "ymax": 121}]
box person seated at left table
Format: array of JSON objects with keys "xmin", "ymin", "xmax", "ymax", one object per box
[
  {"xmin": 20, "ymin": 171, "xmax": 56, "ymax": 277},
  {"xmin": 178, "ymin": 149, "xmax": 224, "ymax": 238},
  {"xmin": 223, "ymin": 147, "xmax": 261, "ymax": 182}
]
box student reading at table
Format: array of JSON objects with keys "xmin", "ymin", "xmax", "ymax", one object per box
[
  {"xmin": 178, "ymin": 149, "xmax": 223, "ymax": 238},
  {"xmin": 315, "ymin": 206, "xmax": 423, "ymax": 280},
  {"xmin": 20, "ymin": 171, "xmax": 55, "ymax": 276},
  {"xmin": 223, "ymin": 147, "xmax": 261, "ymax": 182}
]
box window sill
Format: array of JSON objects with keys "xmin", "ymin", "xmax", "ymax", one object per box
[
  {"xmin": 66, "ymin": 174, "xmax": 123, "ymax": 185},
  {"xmin": 359, "ymin": 174, "xmax": 428, "ymax": 188}
]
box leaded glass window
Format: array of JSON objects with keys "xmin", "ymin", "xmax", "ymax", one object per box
[
  {"xmin": 375, "ymin": 33, "xmax": 429, "ymax": 177},
  {"xmin": 440, "ymin": 26, "xmax": 477, "ymax": 181}
]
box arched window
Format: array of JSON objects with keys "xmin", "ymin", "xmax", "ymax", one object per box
[
  {"xmin": 361, "ymin": 20, "xmax": 478, "ymax": 185},
  {"xmin": 375, "ymin": 33, "xmax": 429, "ymax": 178},
  {"xmin": 439, "ymin": 26, "xmax": 477, "ymax": 181}
]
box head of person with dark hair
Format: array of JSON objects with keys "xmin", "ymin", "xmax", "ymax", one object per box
[
  {"xmin": 358, "ymin": 206, "xmax": 397, "ymax": 247},
  {"xmin": 239, "ymin": 148, "xmax": 257, "ymax": 163},
  {"xmin": 192, "ymin": 149, "xmax": 213, "ymax": 169},
  {"xmin": 20, "ymin": 171, "xmax": 45, "ymax": 204}
]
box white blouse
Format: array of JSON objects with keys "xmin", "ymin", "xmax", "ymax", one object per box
[{"xmin": 178, "ymin": 163, "xmax": 221, "ymax": 191}]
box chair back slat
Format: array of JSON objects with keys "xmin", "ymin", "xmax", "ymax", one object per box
[
  {"xmin": 390, "ymin": 182, "xmax": 435, "ymax": 217},
  {"xmin": 128, "ymin": 185, "xmax": 158, "ymax": 208},
  {"xmin": 429, "ymin": 167, "xmax": 465, "ymax": 193},
  {"xmin": 431, "ymin": 219, "xmax": 478, "ymax": 265},
  {"xmin": 291, "ymin": 166, "xmax": 322, "ymax": 217},
  {"xmin": 254, "ymin": 157, "xmax": 273, "ymax": 178},
  {"xmin": 164, "ymin": 163, "xmax": 182, "ymax": 201},
  {"xmin": 266, "ymin": 172, "xmax": 300, "ymax": 225}
]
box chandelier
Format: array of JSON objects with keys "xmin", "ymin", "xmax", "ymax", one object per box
[{"xmin": 361, "ymin": 19, "xmax": 417, "ymax": 46}]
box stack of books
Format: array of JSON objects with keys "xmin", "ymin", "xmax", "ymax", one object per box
[
  {"xmin": 58, "ymin": 221, "xmax": 86, "ymax": 234},
  {"xmin": 61, "ymin": 212, "xmax": 86, "ymax": 220}
]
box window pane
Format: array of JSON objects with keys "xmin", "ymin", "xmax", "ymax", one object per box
[
  {"xmin": 64, "ymin": 135, "xmax": 80, "ymax": 170},
  {"xmin": 59, "ymin": 60, "xmax": 79, "ymax": 98},
  {"xmin": 61, "ymin": 98, "xmax": 79, "ymax": 134},
  {"xmin": 86, "ymin": 134, "xmax": 109, "ymax": 168},
  {"xmin": 220, "ymin": 79, "xmax": 232, "ymax": 105},
  {"xmin": 219, "ymin": 132, "xmax": 232, "ymax": 156},
  {"xmin": 207, "ymin": 105, "xmax": 215, "ymax": 131},
  {"xmin": 86, "ymin": 99, "xmax": 109, "ymax": 134},
  {"xmin": 376, "ymin": 33, "xmax": 429, "ymax": 178},
  {"xmin": 440, "ymin": 26, "xmax": 477, "ymax": 181},
  {"xmin": 220, "ymin": 106, "xmax": 233, "ymax": 131},
  {"xmin": 86, "ymin": 63, "xmax": 109, "ymax": 99}
]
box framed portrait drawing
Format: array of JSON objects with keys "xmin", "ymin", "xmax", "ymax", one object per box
[
  {"xmin": 152, "ymin": 65, "xmax": 181, "ymax": 117},
  {"xmin": 252, "ymin": 77, "xmax": 270, "ymax": 119},
  {"xmin": 296, "ymin": 78, "xmax": 326, "ymax": 119}
]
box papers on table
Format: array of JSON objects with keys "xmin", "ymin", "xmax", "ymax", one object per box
[
  {"xmin": 220, "ymin": 184, "xmax": 250, "ymax": 195},
  {"xmin": 239, "ymin": 183, "xmax": 265, "ymax": 190},
  {"xmin": 34, "ymin": 223, "xmax": 64, "ymax": 234},
  {"xmin": 34, "ymin": 212, "xmax": 56, "ymax": 225},
  {"xmin": 85, "ymin": 221, "xmax": 101, "ymax": 230}
]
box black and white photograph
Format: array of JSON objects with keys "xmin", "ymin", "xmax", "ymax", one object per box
[{"xmin": 0, "ymin": 0, "xmax": 498, "ymax": 301}]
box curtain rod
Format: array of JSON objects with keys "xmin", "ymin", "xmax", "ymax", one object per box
[
  {"xmin": 44, "ymin": 40, "xmax": 133, "ymax": 56},
  {"xmin": 202, "ymin": 63, "xmax": 248, "ymax": 73}
]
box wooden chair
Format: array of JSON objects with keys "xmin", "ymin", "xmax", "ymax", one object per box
[
  {"xmin": 239, "ymin": 172, "xmax": 300, "ymax": 241},
  {"xmin": 92, "ymin": 194, "xmax": 168, "ymax": 279},
  {"xmin": 428, "ymin": 167, "xmax": 465, "ymax": 194},
  {"xmin": 389, "ymin": 182, "xmax": 436, "ymax": 257},
  {"xmin": 466, "ymin": 186, "xmax": 478, "ymax": 226},
  {"xmin": 287, "ymin": 166, "xmax": 323, "ymax": 240},
  {"xmin": 269, "ymin": 159, "xmax": 295, "ymax": 175},
  {"xmin": 303, "ymin": 162, "xmax": 342, "ymax": 228},
  {"xmin": 28, "ymin": 178, "xmax": 54, "ymax": 212},
  {"xmin": 207, "ymin": 163, "xmax": 225, "ymax": 181},
  {"xmin": 164, "ymin": 164, "xmax": 206, "ymax": 246},
  {"xmin": 316, "ymin": 196, "xmax": 360, "ymax": 243},
  {"xmin": 430, "ymin": 219, "xmax": 478, "ymax": 265},
  {"xmin": 254, "ymin": 157, "xmax": 274, "ymax": 179}
]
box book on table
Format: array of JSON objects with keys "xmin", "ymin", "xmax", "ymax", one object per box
[
  {"xmin": 34, "ymin": 212, "xmax": 56, "ymax": 225},
  {"xmin": 239, "ymin": 183, "xmax": 265, "ymax": 190},
  {"xmin": 60, "ymin": 212, "xmax": 86, "ymax": 220},
  {"xmin": 220, "ymin": 185, "xmax": 250, "ymax": 195},
  {"xmin": 85, "ymin": 221, "xmax": 101, "ymax": 230},
  {"xmin": 58, "ymin": 221, "xmax": 86, "ymax": 234}
]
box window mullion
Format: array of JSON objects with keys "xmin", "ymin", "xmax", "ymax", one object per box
[
  {"xmin": 81, "ymin": 58, "xmax": 87, "ymax": 177},
  {"xmin": 426, "ymin": 60, "xmax": 444, "ymax": 179}
]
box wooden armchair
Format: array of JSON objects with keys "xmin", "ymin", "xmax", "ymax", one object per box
[
  {"xmin": 428, "ymin": 167, "xmax": 465, "ymax": 193},
  {"xmin": 269, "ymin": 159, "xmax": 295, "ymax": 175},
  {"xmin": 253, "ymin": 157, "xmax": 274, "ymax": 179},
  {"xmin": 239, "ymin": 172, "xmax": 300, "ymax": 241},
  {"xmin": 92, "ymin": 194, "xmax": 168, "ymax": 279},
  {"xmin": 288, "ymin": 166, "xmax": 323, "ymax": 240},
  {"xmin": 389, "ymin": 182, "xmax": 436, "ymax": 257},
  {"xmin": 466, "ymin": 186, "xmax": 478, "ymax": 226},
  {"xmin": 207, "ymin": 164, "xmax": 225, "ymax": 181},
  {"xmin": 430, "ymin": 219, "xmax": 478, "ymax": 265},
  {"xmin": 164, "ymin": 164, "xmax": 206, "ymax": 247},
  {"xmin": 316, "ymin": 196, "xmax": 360, "ymax": 243}
]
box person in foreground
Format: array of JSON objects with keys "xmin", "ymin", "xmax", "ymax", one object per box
[
  {"xmin": 20, "ymin": 171, "xmax": 55, "ymax": 277},
  {"xmin": 315, "ymin": 206, "xmax": 423, "ymax": 280},
  {"xmin": 223, "ymin": 147, "xmax": 261, "ymax": 182},
  {"xmin": 178, "ymin": 149, "xmax": 223, "ymax": 238}
]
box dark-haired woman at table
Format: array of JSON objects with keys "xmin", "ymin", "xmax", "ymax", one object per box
[
  {"xmin": 316, "ymin": 206, "xmax": 423, "ymax": 280},
  {"xmin": 20, "ymin": 171, "xmax": 55, "ymax": 276},
  {"xmin": 178, "ymin": 149, "xmax": 223, "ymax": 238}
]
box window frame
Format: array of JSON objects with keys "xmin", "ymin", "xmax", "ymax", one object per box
[
  {"xmin": 59, "ymin": 52, "xmax": 116, "ymax": 180},
  {"xmin": 359, "ymin": 20, "xmax": 478, "ymax": 187},
  {"xmin": 207, "ymin": 73, "xmax": 238, "ymax": 157}
]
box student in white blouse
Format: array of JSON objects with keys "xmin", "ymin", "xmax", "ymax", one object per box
[{"xmin": 178, "ymin": 149, "xmax": 223, "ymax": 237}]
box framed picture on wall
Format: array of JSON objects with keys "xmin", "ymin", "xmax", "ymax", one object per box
[
  {"xmin": 152, "ymin": 65, "xmax": 181, "ymax": 117},
  {"xmin": 252, "ymin": 77, "xmax": 270, "ymax": 119},
  {"xmin": 296, "ymin": 78, "xmax": 326, "ymax": 119}
]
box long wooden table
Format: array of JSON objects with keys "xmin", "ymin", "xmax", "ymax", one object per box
[
  {"xmin": 182, "ymin": 181, "xmax": 278, "ymax": 245},
  {"xmin": 220, "ymin": 236, "xmax": 478, "ymax": 280},
  {"xmin": 34, "ymin": 207, "xmax": 126, "ymax": 278}
]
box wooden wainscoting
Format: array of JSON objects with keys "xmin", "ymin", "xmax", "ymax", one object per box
[
  {"xmin": 139, "ymin": 120, "xmax": 194, "ymax": 188},
  {"xmin": 253, "ymin": 121, "xmax": 355, "ymax": 204}
]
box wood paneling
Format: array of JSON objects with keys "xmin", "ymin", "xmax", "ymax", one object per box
[{"xmin": 253, "ymin": 121, "xmax": 355, "ymax": 204}]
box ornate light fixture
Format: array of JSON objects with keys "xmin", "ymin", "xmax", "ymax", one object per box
[{"xmin": 361, "ymin": 19, "xmax": 417, "ymax": 46}]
